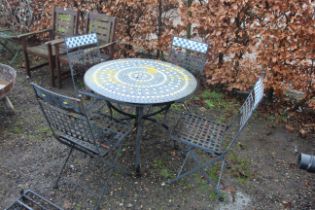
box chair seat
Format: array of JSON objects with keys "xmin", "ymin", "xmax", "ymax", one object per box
[
  {"xmin": 27, "ymin": 43, "xmax": 66, "ymax": 57},
  {"xmin": 172, "ymin": 112, "xmax": 228, "ymax": 156},
  {"xmin": 56, "ymin": 117, "xmax": 130, "ymax": 156}
]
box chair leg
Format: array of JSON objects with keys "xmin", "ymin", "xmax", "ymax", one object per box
[
  {"xmin": 54, "ymin": 146, "xmax": 74, "ymax": 189},
  {"xmin": 94, "ymin": 151, "xmax": 117, "ymax": 210},
  {"xmin": 47, "ymin": 44, "xmax": 56, "ymax": 87},
  {"xmin": 215, "ymin": 159, "xmax": 225, "ymax": 193},
  {"xmin": 167, "ymin": 149, "xmax": 192, "ymax": 184},
  {"xmin": 190, "ymin": 151, "xmax": 212, "ymax": 184},
  {"xmin": 94, "ymin": 182, "xmax": 108, "ymax": 210},
  {"xmin": 22, "ymin": 41, "xmax": 31, "ymax": 77},
  {"xmin": 54, "ymin": 52, "xmax": 62, "ymax": 88},
  {"xmin": 168, "ymin": 148, "xmax": 220, "ymax": 186}
]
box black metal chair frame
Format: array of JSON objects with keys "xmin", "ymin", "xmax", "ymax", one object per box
[
  {"xmin": 168, "ymin": 77, "xmax": 264, "ymax": 195},
  {"xmin": 32, "ymin": 83, "xmax": 131, "ymax": 209},
  {"xmin": 5, "ymin": 189, "xmax": 63, "ymax": 210}
]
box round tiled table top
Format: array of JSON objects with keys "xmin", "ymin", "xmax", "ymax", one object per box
[{"xmin": 84, "ymin": 58, "xmax": 198, "ymax": 105}]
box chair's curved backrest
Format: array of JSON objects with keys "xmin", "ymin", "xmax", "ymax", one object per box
[
  {"xmin": 239, "ymin": 77, "xmax": 264, "ymax": 131},
  {"xmin": 64, "ymin": 33, "xmax": 102, "ymax": 92},
  {"xmin": 169, "ymin": 36, "xmax": 208, "ymax": 76},
  {"xmin": 87, "ymin": 12, "xmax": 116, "ymax": 45},
  {"xmin": 53, "ymin": 7, "xmax": 79, "ymax": 38},
  {"xmin": 32, "ymin": 83, "xmax": 97, "ymax": 149}
]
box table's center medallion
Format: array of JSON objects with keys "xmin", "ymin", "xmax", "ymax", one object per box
[{"xmin": 128, "ymin": 71, "xmax": 153, "ymax": 82}]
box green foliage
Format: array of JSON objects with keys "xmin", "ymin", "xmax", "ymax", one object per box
[
  {"xmin": 228, "ymin": 152, "xmax": 251, "ymax": 184},
  {"xmin": 10, "ymin": 125, "xmax": 23, "ymax": 134},
  {"xmin": 207, "ymin": 164, "xmax": 220, "ymax": 182},
  {"xmin": 197, "ymin": 90, "xmax": 236, "ymax": 111},
  {"xmin": 171, "ymin": 103, "xmax": 185, "ymax": 111},
  {"xmin": 152, "ymin": 159, "xmax": 175, "ymax": 179}
]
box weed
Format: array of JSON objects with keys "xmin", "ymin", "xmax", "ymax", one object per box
[
  {"xmin": 153, "ymin": 159, "xmax": 164, "ymax": 169},
  {"xmin": 152, "ymin": 159, "xmax": 175, "ymax": 179},
  {"xmin": 198, "ymin": 90, "xmax": 235, "ymax": 110},
  {"xmin": 11, "ymin": 126, "xmax": 23, "ymax": 134},
  {"xmin": 228, "ymin": 152, "xmax": 251, "ymax": 184},
  {"xmin": 208, "ymin": 164, "xmax": 220, "ymax": 182},
  {"xmin": 171, "ymin": 103, "xmax": 185, "ymax": 111},
  {"xmin": 159, "ymin": 168, "xmax": 173, "ymax": 178},
  {"xmin": 37, "ymin": 126, "xmax": 51, "ymax": 135}
]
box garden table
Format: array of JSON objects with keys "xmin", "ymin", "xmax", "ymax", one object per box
[{"xmin": 84, "ymin": 58, "xmax": 197, "ymax": 175}]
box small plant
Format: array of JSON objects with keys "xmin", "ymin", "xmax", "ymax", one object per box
[
  {"xmin": 159, "ymin": 168, "xmax": 173, "ymax": 178},
  {"xmin": 152, "ymin": 159, "xmax": 175, "ymax": 179},
  {"xmin": 228, "ymin": 152, "xmax": 251, "ymax": 184},
  {"xmin": 207, "ymin": 164, "xmax": 220, "ymax": 182},
  {"xmin": 11, "ymin": 126, "xmax": 23, "ymax": 134},
  {"xmin": 197, "ymin": 89, "xmax": 233, "ymax": 110},
  {"xmin": 171, "ymin": 103, "xmax": 185, "ymax": 111}
]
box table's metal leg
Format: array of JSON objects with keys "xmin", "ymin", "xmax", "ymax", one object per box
[{"xmin": 135, "ymin": 106, "xmax": 144, "ymax": 177}]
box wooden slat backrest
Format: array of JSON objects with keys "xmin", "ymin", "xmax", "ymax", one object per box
[
  {"xmin": 87, "ymin": 12, "xmax": 115, "ymax": 44},
  {"xmin": 53, "ymin": 7, "xmax": 79, "ymax": 38}
]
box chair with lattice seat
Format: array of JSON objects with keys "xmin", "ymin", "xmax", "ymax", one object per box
[
  {"xmin": 32, "ymin": 83, "xmax": 131, "ymax": 209},
  {"xmin": 168, "ymin": 77, "xmax": 264, "ymax": 195},
  {"xmin": 167, "ymin": 36, "xmax": 209, "ymax": 111},
  {"xmin": 59, "ymin": 33, "xmax": 104, "ymax": 93},
  {"xmin": 168, "ymin": 36, "xmax": 209, "ymax": 81},
  {"xmin": 61, "ymin": 33, "xmax": 111, "ymax": 117}
]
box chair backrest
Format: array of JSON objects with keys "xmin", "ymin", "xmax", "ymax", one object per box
[
  {"xmin": 64, "ymin": 33, "xmax": 102, "ymax": 92},
  {"xmin": 239, "ymin": 77, "xmax": 264, "ymax": 131},
  {"xmin": 53, "ymin": 7, "xmax": 79, "ymax": 38},
  {"xmin": 32, "ymin": 83, "xmax": 98, "ymax": 150},
  {"xmin": 169, "ymin": 36, "xmax": 208, "ymax": 76},
  {"xmin": 87, "ymin": 12, "xmax": 116, "ymax": 45},
  {"xmin": 222, "ymin": 77, "xmax": 264, "ymax": 154}
]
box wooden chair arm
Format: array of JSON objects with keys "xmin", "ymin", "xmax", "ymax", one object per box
[
  {"xmin": 17, "ymin": 28, "xmax": 53, "ymax": 39},
  {"xmin": 99, "ymin": 41, "xmax": 117, "ymax": 50},
  {"xmin": 45, "ymin": 38, "xmax": 64, "ymax": 46}
]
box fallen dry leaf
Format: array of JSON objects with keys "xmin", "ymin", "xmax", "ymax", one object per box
[
  {"xmin": 299, "ymin": 128, "xmax": 307, "ymax": 138},
  {"xmin": 285, "ymin": 124, "xmax": 295, "ymax": 132}
]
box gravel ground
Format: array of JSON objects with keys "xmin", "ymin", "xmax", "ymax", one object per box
[{"xmin": 0, "ymin": 54, "xmax": 314, "ymax": 209}]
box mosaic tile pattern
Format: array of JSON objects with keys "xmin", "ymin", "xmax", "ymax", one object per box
[{"xmin": 84, "ymin": 58, "xmax": 198, "ymax": 104}]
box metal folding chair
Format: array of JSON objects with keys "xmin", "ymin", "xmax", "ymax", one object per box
[
  {"xmin": 5, "ymin": 189, "xmax": 63, "ymax": 210},
  {"xmin": 63, "ymin": 33, "xmax": 112, "ymax": 117},
  {"xmin": 64, "ymin": 33, "xmax": 103, "ymax": 93},
  {"xmin": 169, "ymin": 36, "xmax": 209, "ymax": 80},
  {"xmin": 32, "ymin": 83, "xmax": 131, "ymax": 209},
  {"xmin": 168, "ymin": 77, "xmax": 264, "ymax": 195}
]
